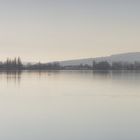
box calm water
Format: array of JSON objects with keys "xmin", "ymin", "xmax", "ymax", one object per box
[{"xmin": 0, "ymin": 70, "xmax": 140, "ymax": 140}]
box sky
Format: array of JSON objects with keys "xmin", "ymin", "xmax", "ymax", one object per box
[{"xmin": 0, "ymin": 0, "xmax": 140, "ymax": 62}]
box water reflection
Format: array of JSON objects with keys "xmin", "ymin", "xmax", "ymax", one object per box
[
  {"xmin": 0, "ymin": 70, "xmax": 140, "ymax": 140},
  {"xmin": 0, "ymin": 70, "xmax": 140, "ymax": 86},
  {"xmin": 0, "ymin": 70, "xmax": 21, "ymax": 85}
]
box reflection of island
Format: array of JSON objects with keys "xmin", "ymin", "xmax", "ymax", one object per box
[
  {"xmin": 0, "ymin": 69, "xmax": 140, "ymax": 87},
  {"xmin": 0, "ymin": 70, "xmax": 22, "ymax": 85},
  {"xmin": 0, "ymin": 70, "xmax": 60, "ymax": 86},
  {"xmin": 6, "ymin": 71, "xmax": 21, "ymax": 85}
]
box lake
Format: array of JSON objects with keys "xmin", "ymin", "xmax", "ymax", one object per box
[{"xmin": 0, "ymin": 70, "xmax": 140, "ymax": 140}]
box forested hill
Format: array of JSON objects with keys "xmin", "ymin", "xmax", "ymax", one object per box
[{"xmin": 59, "ymin": 52, "xmax": 140, "ymax": 66}]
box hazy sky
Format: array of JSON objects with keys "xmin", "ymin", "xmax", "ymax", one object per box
[{"xmin": 0, "ymin": 0, "xmax": 140, "ymax": 62}]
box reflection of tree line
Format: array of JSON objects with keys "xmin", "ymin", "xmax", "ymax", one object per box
[
  {"xmin": 6, "ymin": 71, "xmax": 21, "ymax": 85},
  {"xmin": 0, "ymin": 57, "xmax": 140, "ymax": 70},
  {"xmin": 0, "ymin": 70, "xmax": 21, "ymax": 85}
]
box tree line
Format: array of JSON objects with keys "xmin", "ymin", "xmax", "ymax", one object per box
[
  {"xmin": 25, "ymin": 62, "xmax": 61, "ymax": 70},
  {"xmin": 63, "ymin": 61, "xmax": 140, "ymax": 70},
  {"xmin": 0, "ymin": 57, "xmax": 140, "ymax": 70},
  {"xmin": 0, "ymin": 57, "xmax": 23, "ymax": 70},
  {"xmin": 92, "ymin": 61, "xmax": 140, "ymax": 70},
  {"xmin": 0, "ymin": 58, "xmax": 61, "ymax": 70}
]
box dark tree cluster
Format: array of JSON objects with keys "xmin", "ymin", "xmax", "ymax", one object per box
[
  {"xmin": 0, "ymin": 57, "xmax": 23, "ymax": 70},
  {"xmin": 26, "ymin": 62, "xmax": 61, "ymax": 70},
  {"xmin": 64, "ymin": 64, "xmax": 92, "ymax": 70},
  {"xmin": 92, "ymin": 61, "xmax": 140, "ymax": 70},
  {"xmin": 92, "ymin": 61, "xmax": 111, "ymax": 70}
]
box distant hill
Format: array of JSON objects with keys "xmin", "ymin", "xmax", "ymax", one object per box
[{"xmin": 59, "ymin": 52, "xmax": 140, "ymax": 66}]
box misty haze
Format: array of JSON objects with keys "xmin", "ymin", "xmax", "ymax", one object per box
[{"xmin": 0, "ymin": 0, "xmax": 140, "ymax": 140}]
